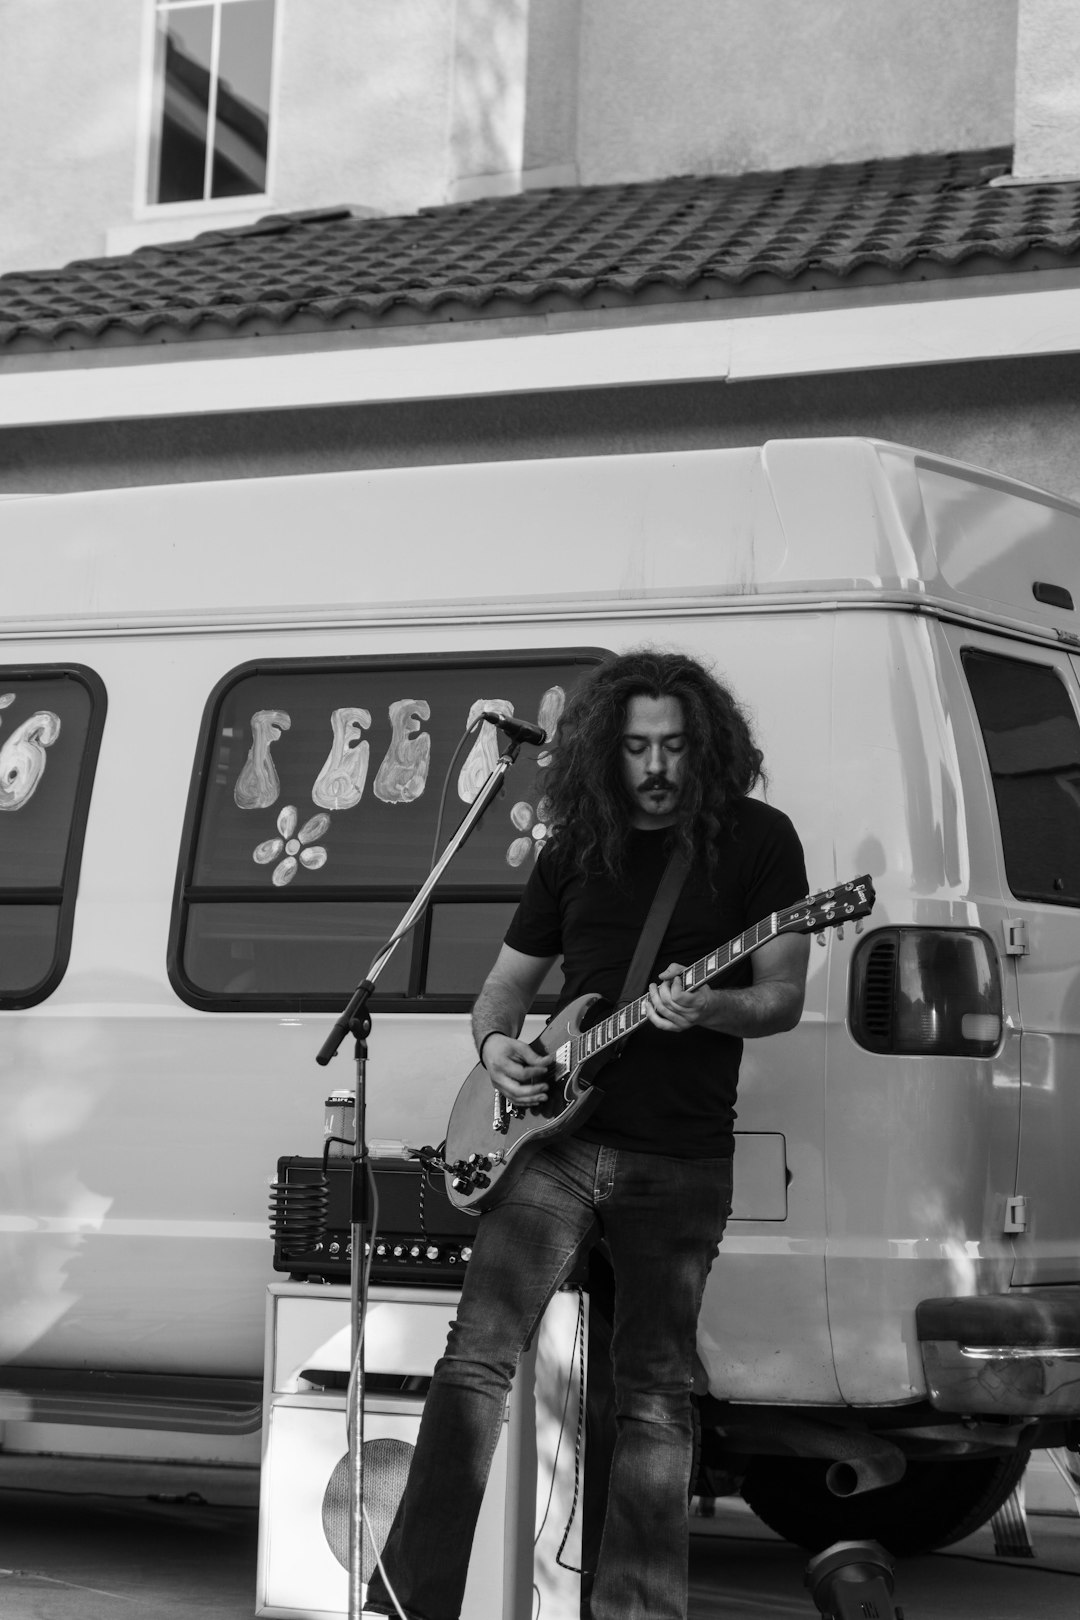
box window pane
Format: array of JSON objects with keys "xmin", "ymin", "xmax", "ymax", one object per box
[
  {"xmin": 0, "ymin": 906, "xmax": 60, "ymax": 996},
  {"xmin": 183, "ymin": 901, "xmax": 413, "ymax": 999},
  {"xmin": 0, "ymin": 674, "xmax": 93, "ymax": 889},
  {"xmin": 211, "ymin": 0, "xmax": 274, "ymax": 198},
  {"xmin": 176, "ymin": 654, "xmax": 598, "ymax": 1009},
  {"xmin": 154, "ymin": 5, "xmax": 213, "ymax": 204},
  {"xmin": 964, "ymin": 651, "xmax": 1080, "ymax": 906},
  {"xmin": 425, "ymin": 903, "xmax": 563, "ymax": 999},
  {"xmin": 190, "ymin": 661, "xmax": 582, "ymax": 893}
]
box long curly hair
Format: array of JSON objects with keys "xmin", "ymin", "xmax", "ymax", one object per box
[{"xmin": 538, "ymin": 649, "xmax": 764, "ymax": 885}]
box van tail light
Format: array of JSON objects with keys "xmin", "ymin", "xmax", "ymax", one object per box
[{"xmin": 850, "ymin": 928, "xmax": 1003, "ymax": 1056}]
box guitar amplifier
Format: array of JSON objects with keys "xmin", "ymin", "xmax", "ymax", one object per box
[{"xmin": 271, "ymin": 1155, "xmax": 479, "ymax": 1287}]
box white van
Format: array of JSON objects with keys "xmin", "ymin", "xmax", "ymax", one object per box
[{"xmin": 1, "ymin": 437, "xmax": 1078, "ymax": 1556}]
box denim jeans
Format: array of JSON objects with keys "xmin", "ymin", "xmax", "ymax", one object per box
[{"xmin": 365, "ymin": 1134, "xmax": 733, "ymax": 1620}]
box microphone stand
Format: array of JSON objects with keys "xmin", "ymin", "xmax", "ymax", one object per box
[{"xmin": 315, "ymin": 731, "xmax": 529, "ymax": 1620}]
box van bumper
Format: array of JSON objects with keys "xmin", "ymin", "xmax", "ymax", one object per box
[{"xmin": 917, "ymin": 1291, "xmax": 1080, "ymax": 1416}]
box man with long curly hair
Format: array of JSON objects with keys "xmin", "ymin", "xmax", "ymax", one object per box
[{"xmin": 367, "ymin": 649, "xmax": 809, "ymax": 1620}]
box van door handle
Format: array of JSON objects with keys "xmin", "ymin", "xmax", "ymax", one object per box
[{"xmin": 1003, "ymin": 920, "xmax": 1029, "ymax": 956}]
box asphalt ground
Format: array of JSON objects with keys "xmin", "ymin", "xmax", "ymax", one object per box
[{"xmin": 0, "ymin": 1461, "xmax": 1078, "ymax": 1619}]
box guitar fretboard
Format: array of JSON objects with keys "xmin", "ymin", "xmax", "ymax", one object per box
[
  {"xmin": 569, "ymin": 912, "xmax": 781, "ymax": 1068},
  {"xmin": 561, "ymin": 875, "xmax": 874, "ymax": 1072}
]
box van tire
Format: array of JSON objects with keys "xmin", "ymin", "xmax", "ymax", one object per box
[{"xmin": 739, "ymin": 1448, "xmax": 1031, "ymax": 1556}]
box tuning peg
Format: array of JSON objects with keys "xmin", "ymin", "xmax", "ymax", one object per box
[
  {"xmin": 836, "ymin": 925, "xmax": 845, "ymax": 941},
  {"xmin": 855, "ymin": 920, "xmax": 864, "ymax": 934},
  {"xmin": 815, "ymin": 932, "xmax": 827, "ymax": 947}
]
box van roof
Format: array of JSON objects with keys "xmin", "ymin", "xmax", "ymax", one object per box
[{"xmin": 3, "ymin": 438, "xmax": 1079, "ymax": 643}]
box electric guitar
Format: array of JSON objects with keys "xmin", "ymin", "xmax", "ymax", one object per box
[{"xmin": 443, "ymin": 874, "xmax": 876, "ymax": 1212}]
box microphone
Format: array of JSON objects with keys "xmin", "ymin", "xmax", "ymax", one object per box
[{"xmin": 481, "ymin": 711, "xmax": 547, "ymax": 746}]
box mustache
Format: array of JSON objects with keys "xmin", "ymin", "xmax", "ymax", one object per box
[{"xmin": 641, "ymin": 773, "xmax": 672, "ymax": 792}]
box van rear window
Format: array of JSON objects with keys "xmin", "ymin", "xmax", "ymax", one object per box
[
  {"xmin": 0, "ymin": 667, "xmax": 107, "ymax": 1006},
  {"xmin": 170, "ymin": 651, "xmax": 601, "ymax": 1011},
  {"xmin": 963, "ymin": 650, "xmax": 1080, "ymax": 908}
]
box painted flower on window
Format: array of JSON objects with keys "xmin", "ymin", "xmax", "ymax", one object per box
[
  {"xmin": 253, "ymin": 806, "xmax": 330, "ymax": 887},
  {"xmin": 507, "ymin": 798, "xmax": 554, "ymax": 868}
]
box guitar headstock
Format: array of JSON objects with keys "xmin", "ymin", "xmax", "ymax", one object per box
[{"xmin": 780, "ymin": 875, "xmax": 876, "ymax": 936}]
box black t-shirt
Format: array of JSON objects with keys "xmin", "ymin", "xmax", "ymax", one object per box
[{"xmin": 504, "ymin": 798, "xmax": 807, "ymax": 1158}]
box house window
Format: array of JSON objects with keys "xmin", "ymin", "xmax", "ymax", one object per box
[
  {"xmin": 148, "ymin": 0, "xmax": 276, "ymax": 205},
  {"xmin": 169, "ymin": 651, "xmax": 601, "ymax": 1012}
]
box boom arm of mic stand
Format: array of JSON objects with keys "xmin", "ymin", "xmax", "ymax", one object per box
[
  {"xmin": 313, "ymin": 739, "xmax": 524, "ymax": 1620},
  {"xmin": 315, "ymin": 739, "xmax": 523, "ymax": 1067}
]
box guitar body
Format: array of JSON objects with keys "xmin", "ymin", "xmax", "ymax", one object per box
[{"xmin": 444, "ymin": 993, "xmax": 612, "ymax": 1213}]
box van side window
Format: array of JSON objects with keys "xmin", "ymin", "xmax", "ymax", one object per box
[
  {"xmin": 0, "ymin": 667, "xmax": 107, "ymax": 1007},
  {"xmin": 170, "ymin": 652, "xmax": 600, "ymax": 1011},
  {"xmin": 963, "ymin": 650, "xmax": 1080, "ymax": 908}
]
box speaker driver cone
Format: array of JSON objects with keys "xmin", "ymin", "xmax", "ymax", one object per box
[{"xmin": 322, "ymin": 1439, "xmax": 415, "ymax": 1577}]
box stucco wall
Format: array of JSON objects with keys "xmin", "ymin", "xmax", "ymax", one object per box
[
  {"xmin": 574, "ymin": 0, "xmax": 1018, "ymax": 185},
  {"xmin": 0, "ymin": 0, "xmax": 143, "ymax": 273},
  {"xmin": 273, "ymin": 0, "xmax": 457, "ymax": 215},
  {"xmin": 3, "ymin": 352, "xmax": 1080, "ymax": 513},
  {"xmin": 1013, "ymin": 0, "xmax": 1080, "ymax": 179}
]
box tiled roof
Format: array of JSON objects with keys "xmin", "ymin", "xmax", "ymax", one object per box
[{"xmin": 3, "ymin": 146, "xmax": 1080, "ymax": 352}]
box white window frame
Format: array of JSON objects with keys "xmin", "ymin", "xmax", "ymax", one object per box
[{"xmin": 133, "ymin": 0, "xmax": 282, "ymax": 220}]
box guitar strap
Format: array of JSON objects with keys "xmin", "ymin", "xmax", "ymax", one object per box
[
  {"xmin": 616, "ymin": 845, "xmax": 693, "ymax": 1007},
  {"xmin": 572, "ymin": 845, "xmax": 689, "ymax": 1099},
  {"xmin": 575, "ymin": 846, "xmax": 690, "ymax": 1094}
]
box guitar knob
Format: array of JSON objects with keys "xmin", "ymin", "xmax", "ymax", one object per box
[
  {"xmin": 451, "ymin": 1177, "xmax": 473, "ymax": 1194},
  {"xmin": 472, "ymin": 1173, "xmax": 490, "ymax": 1190}
]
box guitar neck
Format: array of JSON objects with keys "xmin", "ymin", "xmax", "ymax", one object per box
[{"xmin": 571, "ymin": 912, "xmax": 780, "ymax": 1067}]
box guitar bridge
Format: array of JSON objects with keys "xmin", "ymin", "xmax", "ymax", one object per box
[{"xmin": 492, "ymin": 1092, "xmax": 510, "ymax": 1134}]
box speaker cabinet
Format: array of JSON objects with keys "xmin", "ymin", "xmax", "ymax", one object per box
[{"xmin": 256, "ymin": 1282, "xmax": 575, "ymax": 1620}]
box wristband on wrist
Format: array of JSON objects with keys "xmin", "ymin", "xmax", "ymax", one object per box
[{"xmin": 478, "ymin": 1029, "xmax": 505, "ymax": 1068}]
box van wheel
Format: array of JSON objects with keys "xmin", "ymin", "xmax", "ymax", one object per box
[{"xmin": 740, "ymin": 1449, "xmax": 1031, "ymax": 1556}]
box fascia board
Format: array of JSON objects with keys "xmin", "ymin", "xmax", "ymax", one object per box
[{"xmin": 1, "ymin": 284, "xmax": 1080, "ymax": 428}]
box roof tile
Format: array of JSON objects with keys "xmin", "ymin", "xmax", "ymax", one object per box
[{"xmin": 2, "ymin": 147, "xmax": 1078, "ymax": 350}]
